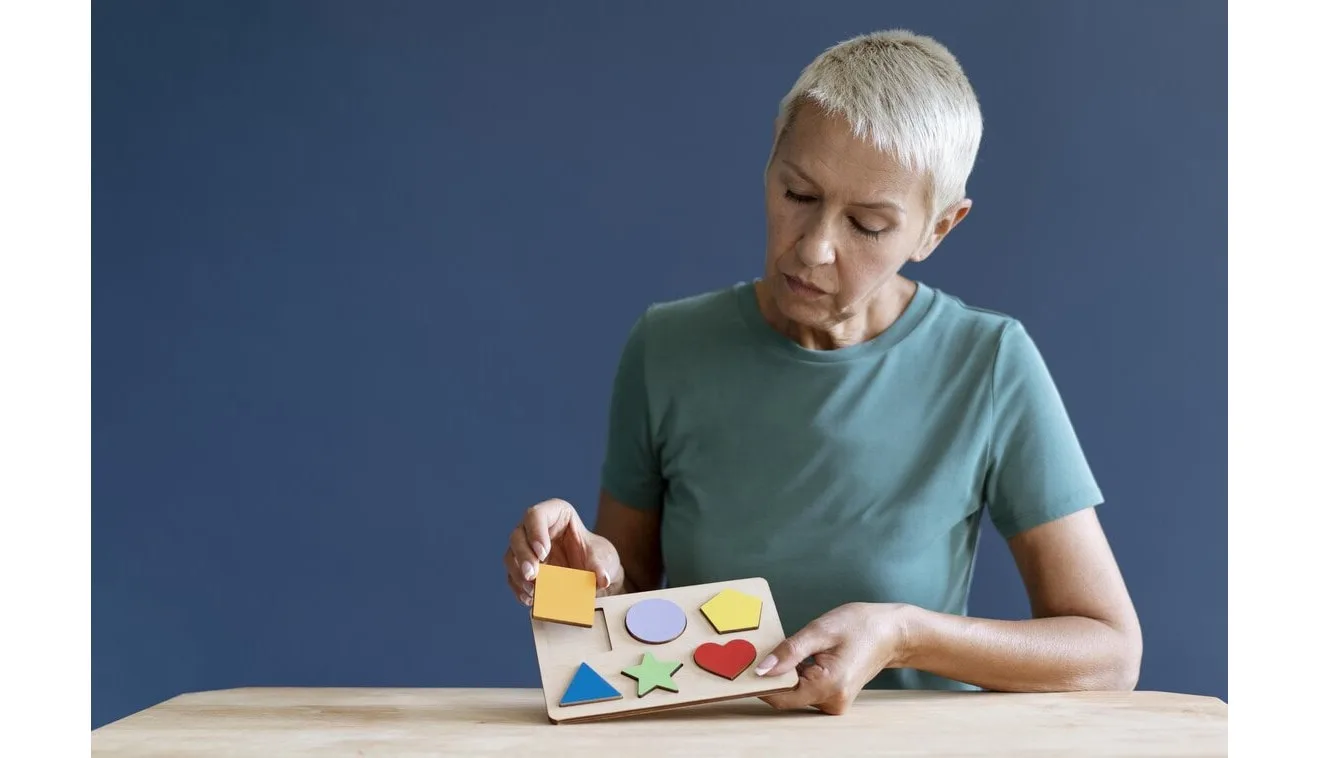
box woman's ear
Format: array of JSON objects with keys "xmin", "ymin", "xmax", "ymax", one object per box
[{"xmin": 910, "ymin": 198, "xmax": 973, "ymax": 263}]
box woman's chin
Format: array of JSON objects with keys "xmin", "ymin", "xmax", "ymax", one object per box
[{"xmin": 774, "ymin": 292, "xmax": 833, "ymax": 327}]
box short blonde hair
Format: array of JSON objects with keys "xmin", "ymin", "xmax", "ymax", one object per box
[{"xmin": 770, "ymin": 29, "xmax": 983, "ymax": 224}]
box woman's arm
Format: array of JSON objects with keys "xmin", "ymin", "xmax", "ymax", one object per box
[
  {"xmin": 758, "ymin": 507, "xmax": 1141, "ymax": 713},
  {"xmin": 592, "ymin": 488, "xmax": 664, "ymax": 596},
  {"xmin": 902, "ymin": 507, "xmax": 1142, "ymax": 691}
]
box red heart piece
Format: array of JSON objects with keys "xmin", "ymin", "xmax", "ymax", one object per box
[{"xmin": 693, "ymin": 638, "xmax": 758, "ymax": 680}]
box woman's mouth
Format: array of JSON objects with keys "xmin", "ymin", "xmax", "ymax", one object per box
[{"xmin": 784, "ymin": 273, "xmax": 826, "ymax": 297}]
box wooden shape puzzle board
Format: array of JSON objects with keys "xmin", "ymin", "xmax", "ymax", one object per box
[{"xmin": 530, "ymin": 577, "xmax": 799, "ymax": 724}]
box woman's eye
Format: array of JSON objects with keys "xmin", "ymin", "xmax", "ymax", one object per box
[
  {"xmin": 851, "ymin": 219, "xmax": 884, "ymax": 238},
  {"xmin": 783, "ymin": 187, "xmax": 885, "ymax": 238}
]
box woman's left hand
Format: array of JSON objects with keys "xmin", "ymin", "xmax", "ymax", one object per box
[{"xmin": 755, "ymin": 602, "xmax": 914, "ymax": 715}]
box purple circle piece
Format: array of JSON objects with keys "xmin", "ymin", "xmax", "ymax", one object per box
[{"xmin": 625, "ymin": 598, "xmax": 688, "ymax": 644}]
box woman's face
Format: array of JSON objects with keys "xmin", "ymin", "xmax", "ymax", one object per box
[{"xmin": 762, "ymin": 100, "xmax": 969, "ymax": 336}]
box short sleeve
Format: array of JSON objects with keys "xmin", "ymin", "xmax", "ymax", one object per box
[
  {"xmin": 599, "ymin": 311, "xmax": 665, "ymax": 511},
  {"xmin": 984, "ymin": 321, "xmax": 1104, "ymax": 539}
]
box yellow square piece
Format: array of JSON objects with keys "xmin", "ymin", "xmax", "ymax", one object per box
[{"xmin": 531, "ymin": 564, "xmax": 596, "ymax": 627}]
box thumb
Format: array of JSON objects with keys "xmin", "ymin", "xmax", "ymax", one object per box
[
  {"xmin": 560, "ymin": 512, "xmax": 613, "ymax": 590},
  {"xmin": 756, "ymin": 621, "xmax": 834, "ymax": 678},
  {"xmin": 582, "ymin": 535, "xmax": 619, "ymax": 590}
]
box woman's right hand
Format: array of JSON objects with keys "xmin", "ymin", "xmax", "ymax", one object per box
[{"xmin": 504, "ymin": 498, "xmax": 620, "ymax": 606}]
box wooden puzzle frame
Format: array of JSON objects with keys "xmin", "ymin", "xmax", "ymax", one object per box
[{"xmin": 529, "ymin": 576, "xmax": 799, "ymax": 724}]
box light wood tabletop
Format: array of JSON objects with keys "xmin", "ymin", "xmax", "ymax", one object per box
[{"xmin": 91, "ymin": 686, "xmax": 1226, "ymax": 757}]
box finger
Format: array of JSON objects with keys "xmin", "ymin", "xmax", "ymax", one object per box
[
  {"xmin": 756, "ymin": 622, "xmax": 835, "ymax": 677},
  {"xmin": 545, "ymin": 505, "xmax": 612, "ymax": 589},
  {"xmin": 560, "ymin": 511, "xmax": 592, "ymax": 570},
  {"xmin": 578, "ymin": 545, "xmax": 614, "ymax": 590},
  {"xmin": 565, "ymin": 517, "xmax": 614, "ymax": 589},
  {"xmin": 761, "ymin": 663, "xmax": 832, "ymax": 711},
  {"xmin": 542, "ymin": 522, "xmax": 590, "ymax": 575},
  {"xmin": 506, "ymin": 573, "xmax": 533, "ymax": 607},
  {"xmin": 584, "ymin": 544, "xmax": 617, "ymax": 590},
  {"xmin": 503, "ymin": 548, "xmax": 535, "ymax": 596},
  {"xmin": 523, "ymin": 499, "xmax": 575, "ymax": 564},
  {"xmin": 508, "ymin": 525, "xmax": 541, "ymax": 582},
  {"xmin": 814, "ymin": 693, "xmax": 852, "ymax": 716}
]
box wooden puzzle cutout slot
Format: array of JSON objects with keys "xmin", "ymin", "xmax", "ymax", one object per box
[
  {"xmin": 534, "ymin": 608, "xmax": 611, "ymax": 655},
  {"xmin": 590, "ymin": 609, "xmax": 611, "ymax": 651}
]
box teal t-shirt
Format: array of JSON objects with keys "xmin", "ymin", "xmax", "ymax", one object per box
[{"xmin": 600, "ymin": 279, "xmax": 1103, "ymax": 691}]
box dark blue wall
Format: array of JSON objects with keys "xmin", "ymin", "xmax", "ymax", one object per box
[{"xmin": 93, "ymin": 0, "xmax": 1227, "ymax": 728}]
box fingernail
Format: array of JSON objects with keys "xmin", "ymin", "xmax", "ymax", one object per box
[
  {"xmin": 533, "ymin": 543, "xmax": 548, "ymax": 560},
  {"xmin": 520, "ymin": 594, "xmax": 532, "ymax": 606},
  {"xmin": 755, "ymin": 655, "xmax": 777, "ymax": 676},
  {"xmin": 601, "ymin": 569, "xmax": 611, "ymax": 586},
  {"xmin": 522, "ymin": 561, "xmax": 535, "ymax": 580}
]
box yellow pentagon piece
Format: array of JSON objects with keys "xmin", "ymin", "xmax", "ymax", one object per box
[{"xmin": 699, "ymin": 588, "xmax": 763, "ymax": 633}]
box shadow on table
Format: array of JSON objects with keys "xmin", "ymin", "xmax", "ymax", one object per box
[{"xmin": 514, "ymin": 691, "xmax": 989, "ymax": 726}]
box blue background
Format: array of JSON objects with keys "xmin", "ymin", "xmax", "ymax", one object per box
[{"xmin": 92, "ymin": 0, "xmax": 1227, "ymax": 728}]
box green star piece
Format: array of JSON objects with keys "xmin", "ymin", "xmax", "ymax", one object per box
[{"xmin": 621, "ymin": 652, "xmax": 683, "ymax": 696}]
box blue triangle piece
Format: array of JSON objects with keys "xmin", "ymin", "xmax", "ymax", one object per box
[{"xmin": 559, "ymin": 662, "xmax": 622, "ymax": 706}]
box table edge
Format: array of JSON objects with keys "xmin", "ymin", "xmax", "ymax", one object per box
[{"xmin": 99, "ymin": 685, "xmax": 1225, "ymax": 720}]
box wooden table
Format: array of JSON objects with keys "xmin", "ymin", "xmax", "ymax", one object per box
[{"xmin": 91, "ymin": 687, "xmax": 1226, "ymax": 756}]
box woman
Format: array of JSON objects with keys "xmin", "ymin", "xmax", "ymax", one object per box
[{"xmin": 502, "ymin": 29, "xmax": 1142, "ymax": 715}]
